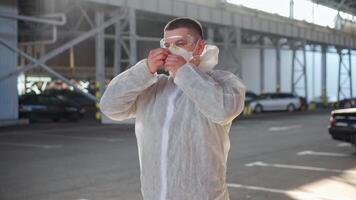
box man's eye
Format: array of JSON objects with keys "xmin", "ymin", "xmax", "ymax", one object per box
[{"xmin": 176, "ymin": 42, "xmax": 186, "ymax": 47}]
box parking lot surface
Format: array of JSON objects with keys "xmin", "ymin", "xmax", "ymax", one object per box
[{"xmin": 0, "ymin": 112, "xmax": 355, "ymax": 200}]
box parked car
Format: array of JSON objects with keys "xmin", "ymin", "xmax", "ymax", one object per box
[
  {"xmin": 43, "ymin": 89, "xmax": 96, "ymax": 119},
  {"xmin": 328, "ymin": 108, "xmax": 356, "ymax": 147},
  {"xmin": 249, "ymin": 92, "xmax": 301, "ymax": 113},
  {"xmin": 245, "ymin": 91, "xmax": 258, "ymax": 106},
  {"xmin": 19, "ymin": 93, "xmax": 85, "ymax": 122},
  {"xmin": 310, "ymin": 95, "xmax": 338, "ymax": 108},
  {"xmin": 338, "ymin": 98, "xmax": 356, "ymax": 109},
  {"xmin": 42, "ymin": 89, "xmax": 94, "ymax": 107}
]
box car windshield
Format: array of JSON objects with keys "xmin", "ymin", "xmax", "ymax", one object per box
[{"xmin": 258, "ymin": 93, "xmax": 270, "ymax": 99}]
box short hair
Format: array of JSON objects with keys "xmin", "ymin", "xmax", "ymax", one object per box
[{"xmin": 164, "ymin": 17, "xmax": 204, "ymax": 39}]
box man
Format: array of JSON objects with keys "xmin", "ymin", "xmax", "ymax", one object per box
[{"xmin": 100, "ymin": 17, "xmax": 246, "ymax": 200}]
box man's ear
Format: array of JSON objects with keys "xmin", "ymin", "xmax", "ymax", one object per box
[{"xmin": 194, "ymin": 39, "xmax": 205, "ymax": 56}]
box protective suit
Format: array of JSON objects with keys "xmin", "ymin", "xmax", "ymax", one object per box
[{"xmin": 100, "ymin": 45, "xmax": 246, "ymax": 200}]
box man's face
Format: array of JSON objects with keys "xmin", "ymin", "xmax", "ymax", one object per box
[{"xmin": 163, "ymin": 27, "xmax": 205, "ymax": 55}]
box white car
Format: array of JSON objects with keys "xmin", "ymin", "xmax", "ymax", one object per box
[{"xmin": 249, "ymin": 93, "xmax": 302, "ymax": 113}]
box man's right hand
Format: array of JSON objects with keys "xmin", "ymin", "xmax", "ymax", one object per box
[{"xmin": 147, "ymin": 48, "xmax": 170, "ymax": 74}]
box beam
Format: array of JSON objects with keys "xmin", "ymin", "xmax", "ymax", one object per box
[
  {"xmin": 337, "ymin": 0, "xmax": 348, "ymax": 10},
  {"xmin": 0, "ymin": 12, "xmax": 127, "ymax": 83},
  {"xmin": 0, "ymin": 39, "xmax": 97, "ymax": 102},
  {"xmin": 0, "ymin": 12, "xmax": 66, "ymax": 25}
]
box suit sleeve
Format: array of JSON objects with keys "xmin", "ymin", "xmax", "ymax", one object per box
[
  {"xmin": 174, "ymin": 64, "xmax": 246, "ymax": 125},
  {"xmin": 99, "ymin": 59, "xmax": 158, "ymax": 121}
]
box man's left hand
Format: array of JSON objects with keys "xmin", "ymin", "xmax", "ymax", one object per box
[{"xmin": 164, "ymin": 54, "xmax": 186, "ymax": 75}]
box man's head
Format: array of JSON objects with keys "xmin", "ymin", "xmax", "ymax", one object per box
[
  {"xmin": 162, "ymin": 17, "xmax": 205, "ymax": 59},
  {"xmin": 164, "ymin": 17, "xmax": 203, "ymax": 39}
]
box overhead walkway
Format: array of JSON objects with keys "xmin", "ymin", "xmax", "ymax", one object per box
[{"xmin": 89, "ymin": 0, "xmax": 356, "ymax": 49}]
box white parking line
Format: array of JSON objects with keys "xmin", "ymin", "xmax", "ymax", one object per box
[
  {"xmin": 245, "ymin": 161, "xmax": 356, "ymax": 175},
  {"xmin": 337, "ymin": 143, "xmax": 352, "ymax": 147},
  {"xmin": 297, "ymin": 150, "xmax": 351, "ymax": 157},
  {"xmin": 32, "ymin": 133, "xmax": 124, "ymax": 142},
  {"xmin": 268, "ymin": 125, "xmax": 301, "ymax": 131},
  {"xmin": 0, "ymin": 132, "xmax": 123, "ymax": 143},
  {"xmin": 227, "ymin": 183, "xmax": 353, "ymax": 200},
  {"xmin": 0, "ymin": 142, "xmax": 62, "ymax": 149}
]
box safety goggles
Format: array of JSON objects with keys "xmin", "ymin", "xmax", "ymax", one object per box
[{"xmin": 160, "ymin": 35, "xmax": 197, "ymax": 49}]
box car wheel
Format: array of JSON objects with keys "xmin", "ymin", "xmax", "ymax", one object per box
[
  {"xmin": 68, "ymin": 113, "xmax": 80, "ymax": 122},
  {"xmin": 254, "ymin": 104, "xmax": 263, "ymax": 113},
  {"xmin": 351, "ymin": 134, "xmax": 356, "ymax": 147},
  {"xmin": 52, "ymin": 117, "xmax": 60, "ymax": 122},
  {"xmin": 287, "ymin": 104, "xmax": 295, "ymax": 112},
  {"xmin": 29, "ymin": 113, "xmax": 38, "ymax": 123}
]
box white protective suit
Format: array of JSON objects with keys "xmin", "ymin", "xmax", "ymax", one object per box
[{"xmin": 100, "ymin": 45, "xmax": 246, "ymax": 200}]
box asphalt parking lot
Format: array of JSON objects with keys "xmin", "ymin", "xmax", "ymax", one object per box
[{"xmin": 0, "ymin": 112, "xmax": 355, "ymax": 200}]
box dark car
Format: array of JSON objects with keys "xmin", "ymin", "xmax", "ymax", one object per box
[
  {"xmin": 245, "ymin": 91, "xmax": 258, "ymax": 106},
  {"xmin": 43, "ymin": 89, "xmax": 96, "ymax": 118},
  {"xmin": 19, "ymin": 93, "xmax": 85, "ymax": 122},
  {"xmin": 310, "ymin": 96, "xmax": 337, "ymax": 109},
  {"xmin": 42, "ymin": 89, "xmax": 94, "ymax": 107},
  {"xmin": 338, "ymin": 98, "xmax": 356, "ymax": 109},
  {"xmin": 328, "ymin": 108, "xmax": 356, "ymax": 147}
]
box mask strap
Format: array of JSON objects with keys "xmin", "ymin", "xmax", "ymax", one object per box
[
  {"xmin": 191, "ymin": 39, "xmax": 202, "ymax": 59},
  {"xmin": 193, "ymin": 39, "xmax": 200, "ymax": 52}
]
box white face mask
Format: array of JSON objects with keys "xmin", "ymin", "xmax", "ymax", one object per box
[
  {"xmin": 168, "ymin": 45, "xmax": 194, "ymax": 62},
  {"xmin": 161, "ymin": 35, "xmax": 198, "ymax": 62}
]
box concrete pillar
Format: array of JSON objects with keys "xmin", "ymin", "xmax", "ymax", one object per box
[
  {"xmin": 235, "ymin": 28, "xmax": 242, "ymax": 78},
  {"xmin": 113, "ymin": 20, "xmax": 122, "ymax": 76},
  {"xmin": 207, "ymin": 27, "xmax": 214, "ymax": 44},
  {"xmin": 321, "ymin": 45, "xmax": 327, "ymax": 104},
  {"xmin": 289, "ymin": 0, "xmax": 294, "ymax": 18},
  {"xmin": 0, "ymin": 0, "xmax": 18, "ymax": 122},
  {"xmin": 337, "ymin": 48, "xmax": 343, "ymax": 102},
  {"xmin": 276, "ymin": 39, "xmax": 281, "ymax": 93},
  {"xmin": 95, "ymin": 11, "xmax": 105, "ymax": 120},
  {"xmin": 348, "ymin": 49, "xmax": 353, "ymax": 98},
  {"xmin": 129, "ymin": 8, "xmax": 137, "ymax": 66},
  {"xmin": 259, "ymin": 36, "xmax": 265, "ymax": 93}
]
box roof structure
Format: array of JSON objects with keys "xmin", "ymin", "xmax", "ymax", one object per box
[{"xmin": 311, "ymin": 0, "xmax": 356, "ymax": 15}]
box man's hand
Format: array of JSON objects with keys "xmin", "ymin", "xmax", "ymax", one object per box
[
  {"xmin": 164, "ymin": 54, "xmax": 187, "ymax": 75},
  {"xmin": 147, "ymin": 48, "xmax": 170, "ymax": 74}
]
